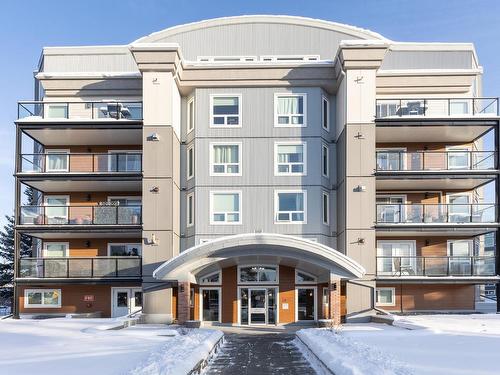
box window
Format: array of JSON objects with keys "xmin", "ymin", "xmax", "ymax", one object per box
[
  {"xmin": 210, "ymin": 95, "xmax": 241, "ymax": 126},
  {"xmin": 322, "ymin": 144, "xmax": 329, "ymax": 177},
  {"xmin": 274, "ymin": 94, "xmax": 307, "ymax": 127},
  {"xmin": 322, "ymin": 192, "xmax": 329, "ymax": 225},
  {"xmin": 187, "ymin": 144, "xmax": 194, "ymax": 179},
  {"xmin": 322, "ymin": 96, "xmax": 329, "ymax": 131},
  {"xmin": 376, "ymin": 195, "xmax": 406, "ymax": 223},
  {"xmin": 448, "ymin": 240, "xmax": 473, "ymax": 275},
  {"xmin": 187, "ymin": 97, "xmax": 195, "ymax": 133},
  {"xmin": 107, "ymin": 196, "xmax": 142, "ymax": 206},
  {"xmin": 275, "ymin": 142, "xmax": 306, "ymax": 175},
  {"xmin": 45, "ymin": 149, "xmax": 69, "ymax": 172},
  {"xmin": 446, "ymin": 146, "xmax": 470, "ymax": 170},
  {"xmin": 24, "ymin": 289, "xmax": 61, "ymax": 308},
  {"xmin": 210, "ymin": 191, "xmax": 241, "ymax": 224},
  {"xmin": 187, "ymin": 193, "xmax": 194, "ymax": 227},
  {"xmin": 295, "ymin": 270, "xmax": 317, "ymax": 284},
  {"xmin": 377, "ymin": 240, "xmax": 416, "ymax": 276},
  {"xmin": 376, "ymin": 288, "xmax": 395, "ymax": 306},
  {"xmin": 107, "ymin": 151, "xmax": 141, "ymax": 172},
  {"xmin": 46, "ymin": 104, "xmax": 68, "ymax": 119},
  {"xmin": 44, "ymin": 195, "xmax": 69, "ymax": 225},
  {"xmin": 108, "ymin": 243, "xmax": 142, "ymax": 256},
  {"xmin": 239, "ymin": 266, "xmax": 278, "ymax": 283},
  {"xmin": 275, "ymin": 191, "xmax": 306, "ymax": 223},
  {"xmin": 448, "ymin": 239, "xmax": 473, "ymax": 256},
  {"xmin": 43, "ymin": 242, "xmax": 69, "ymax": 257},
  {"xmin": 376, "ymin": 148, "xmax": 406, "ymax": 171},
  {"xmin": 210, "ymin": 143, "xmax": 241, "ymax": 176},
  {"xmin": 200, "ymin": 271, "xmax": 221, "ymax": 284},
  {"xmin": 447, "ymin": 194, "xmax": 471, "ymax": 222}
]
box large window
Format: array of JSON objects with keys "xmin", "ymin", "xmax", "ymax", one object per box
[
  {"xmin": 187, "ymin": 193, "xmax": 194, "ymax": 227},
  {"xmin": 108, "ymin": 243, "xmax": 142, "ymax": 256},
  {"xmin": 24, "ymin": 289, "xmax": 61, "ymax": 308},
  {"xmin": 275, "ymin": 142, "xmax": 306, "ymax": 175},
  {"xmin": 210, "ymin": 191, "xmax": 241, "ymax": 224},
  {"xmin": 187, "ymin": 144, "xmax": 194, "ymax": 180},
  {"xmin": 239, "ymin": 266, "xmax": 278, "ymax": 283},
  {"xmin": 274, "ymin": 94, "xmax": 307, "ymax": 127},
  {"xmin": 275, "ymin": 191, "xmax": 306, "ymax": 223},
  {"xmin": 43, "ymin": 242, "xmax": 69, "ymax": 257},
  {"xmin": 200, "ymin": 271, "xmax": 221, "ymax": 285},
  {"xmin": 187, "ymin": 97, "xmax": 195, "ymax": 133},
  {"xmin": 210, "ymin": 95, "xmax": 241, "ymax": 127},
  {"xmin": 322, "ymin": 96, "xmax": 330, "ymax": 131},
  {"xmin": 210, "ymin": 143, "xmax": 241, "ymax": 176},
  {"xmin": 322, "ymin": 144, "xmax": 329, "ymax": 177},
  {"xmin": 376, "ymin": 288, "xmax": 395, "ymax": 306}
]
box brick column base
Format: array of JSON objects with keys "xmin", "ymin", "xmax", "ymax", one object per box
[
  {"xmin": 329, "ymin": 276, "xmax": 341, "ymax": 326},
  {"xmin": 177, "ymin": 281, "xmax": 190, "ymax": 324}
]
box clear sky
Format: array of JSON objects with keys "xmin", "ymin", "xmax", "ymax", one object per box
[{"xmin": 0, "ymin": 0, "xmax": 499, "ymax": 222}]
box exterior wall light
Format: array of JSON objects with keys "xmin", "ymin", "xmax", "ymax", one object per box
[
  {"xmin": 151, "ymin": 186, "xmax": 160, "ymax": 193},
  {"xmin": 147, "ymin": 133, "xmax": 160, "ymax": 141},
  {"xmin": 355, "ymin": 185, "xmax": 366, "ymax": 192},
  {"xmin": 357, "ymin": 238, "xmax": 365, "ymax": 244}
]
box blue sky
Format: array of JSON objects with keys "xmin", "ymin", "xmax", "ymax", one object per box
[{"xmin": 0, "ymin": 0, "xmax": 499, "ymax": 222}]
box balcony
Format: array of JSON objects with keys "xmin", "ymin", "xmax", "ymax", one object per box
[
  {"xmin": 376, "ymin": 256, "xmax": 496, "ymax": 280},
  {"xmin": 17, "ymin": 101, "xmax": 143, "ymax": 121},
  {"xmin": 18, "ymin": 257, "xmax": 141, "ymax": 280}
]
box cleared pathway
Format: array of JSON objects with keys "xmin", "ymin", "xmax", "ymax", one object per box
[{"xmin": 205, "ymin": 333, "xmax": 317, "ymax": 374}]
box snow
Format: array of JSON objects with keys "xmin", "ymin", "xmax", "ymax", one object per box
[
  {"xmin": 297, "ymin": 314, "xmax": 500, "ymax": 375},
  {"xmin": 0, "ymin": 317, "xmax": 222, "ymax": 375}
]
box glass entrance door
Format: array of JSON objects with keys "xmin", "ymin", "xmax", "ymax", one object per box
[
  {"xmin": 249, "ymin": 289, "xmax": 267, "ymax": 324},
  {"xmin": 240, "ymin": 287, "xmax": 277, "ymax": 325}
]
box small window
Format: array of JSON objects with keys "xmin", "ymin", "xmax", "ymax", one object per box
[
  {"xmin": 187, "ymin": 193, "xmax": 194, "ymax": 227},
  {"xmin": 43, "ymin": 242, "xmax": 69, "ymax": 257},
  {"xmin": 322, "ymin": 96, "xmax": 329, "ymax": 131},
  {"xmin": 275, "ymin": 191, "xmax": 306, "ymax": 223},
  {"xmin": 322, "ymin": 144, "xmax": 329, "ymax": 177},
  {"xmin": 187, "ymin": 144, "xmax": 194, "ymax": 179},
  {"xmin": 296, "ymin": 270, "xmax": 317, "ymax": 284},
  {"xmin": 210, "ymin": 191, "xmax": 241, "ymax": 224},
  {"xmin": 211, "ymin": 95, "xmax": 241, "ymax": 126},
  {"xmin": 275, "ymin": 94, "xmax": 307, "ymax": 127},
  {"xmin": 108, "ymin": 243, "xmax": 142, "ymax": 256},
  {"xmin": 187, "ymin": 97, "xmax": 195, "ymax": 133},
  {"xmin": 200, "ymin": 271, "xmax": 221, "ymax": 284},
  {"xmin": 322, "ymin": 192, "xmax": 329, "ymax": 225},
  {"xmin": 239, "ymin": 266, "xmax": 277, "ymax": 283},
  {"xmin": 376, "ymin": 288, "xmax": 395, "ymax": 306},
  {"xmin": 24, "ymin": 289, "xmax": 61, "ymax": 308},
  {"xmin": 275, "ymin": 142, "xmax": 306, "ymax": 175},
  {"xmin": 210, "ymin": 143, "xmax": 241, "ymax": 176}
]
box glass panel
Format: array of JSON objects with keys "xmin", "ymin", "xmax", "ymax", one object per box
[
  {"xmin": 259, "ymin": 267, "xmax": 277, "ymax": 282},
  {"xmin": 202, "ymin": 289, "xmax": 219, "ymax": 321},
  {"xmin": 240, "ymin": 288, "xmax": 248, "ymax": 325},
  {"xmin": 213, "ymin": 97, "xmax": 239, "ymax": 115},
  {"xmin": 44, "ymin": 259, "xmax": 67, "ymax": 278},
  {"xmin": 267, "ymin": 289, "xmax": 276, "ymax": 325},
  {"xmin": 213, "ymin": 194, "xmax": 239, "ymax": 212},
  {"xmin": 116, "ymin": 292, "xmax": 128, "ymax": 307},
  {"xmin": 45, "ymin": 243, "xmax": 67, "ymax": 257},
  {"xmin": 277, "ymin": 96, "xmax": 303, "ymax": 115},
  {"xmin": 47, "ymin": 105, "xmax": 68, "ymax": 119},
  {"xmin": 448, "ymin": 151, "xmax": 469, "ymax": 169},
  {"xmin": 278, "ymin": 193, "xmax": 303, "ymax": 211},
  {"xmin": 134, "ymin": 292, "xmax": 143, "ymax": 307},
  {"xmin": 117, "ymin": 258, "xmax": 141, "ymax": 277},
  {"xmin": 297, "ymin": 288, "xmax": 315, "ymax": 320},
  {"xmin": 296, "ymin": 271, "xmax": 315, "ymax": 283},
  {"xmin": 46, "ymin": 153, "xmax": 68, "ymax": 171},
  {"xmin": 213, "ymin": 145, "xmax": 239, "ymax": 163},
  {"xmin": 240, "ymin": 267, "xmax": 258, "ymax": 282},
  {"xmin": 27, "ymin": 291, "xmax": 42, "ymax": 305},
  {"xmin": 43, "ymin": 291, "xmax": 60, "ymax": 306},
  {"xmin": 377, "ymin": 289, "xmax": 393, "ymax": 304},
  {"xmin": 201, "ymin": 272, "xmax": 220, "ymax": 283}
]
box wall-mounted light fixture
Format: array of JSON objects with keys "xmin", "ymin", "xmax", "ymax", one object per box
[
  {"xmin": 85, "ymin": 240, "xmax": 91, "ymax": 248},
  {"xmin": 151, "ymin": 186, "xmax": 159, "ymax": 193},
  {"xmin": 354, "ymin": 185, "xmax": 366, "ymax": 192},
  {"xmin": 147, "ymin": 133, "xmax": 160, "ymax": 141},
  {"xmin": 357, "ymin": 238, "xmax": 365, "ymax": 245}
]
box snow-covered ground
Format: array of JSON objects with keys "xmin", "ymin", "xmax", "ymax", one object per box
[
  {"xmin": 0, "ymin": 317, "xmax": 222, "ymax": 375},
  {"xmin": 297, "ymin": 314, "xmax": 500, "ymax": 375}
]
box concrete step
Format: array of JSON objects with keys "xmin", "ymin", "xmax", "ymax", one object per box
[{"xmin": 475, "ymin": 301, "xmax": 497, "ymax": 313}]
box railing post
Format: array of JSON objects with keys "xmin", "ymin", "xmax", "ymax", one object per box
[
  {"xmin": 399, "ymin": 99, "xmax": 402, "ymax": 116},
  {"xmin": 91, "ymin": 258, "xmax": 94, "ymax": 278},
  {"xmin": 116, "ymin": 258, "xmax": 119, "ymax": 277},
  {"xmin": 67, "ymin": 258, "xmax": 70, "ymax": 278},
  {"xmin": 471, "ymin": 256, "xmax": 474, "ymax": 276},
  {"xmin": 448, "ymin": 98, "xmax": 451, "ymax": 116},
  {"xmin": 447, "ymin": 257, "xmax": 450, "ymax": 276},
  {"xmin": 423, "ymin": 257, "xmax": 426, "ymax": 276},
  {"xmin": 43, "ymin": 258, "xmax": 46, "ymax": 278},
  {"xmin": 423, "ymin": 99, "xmax": 427, "ymax": 116}
]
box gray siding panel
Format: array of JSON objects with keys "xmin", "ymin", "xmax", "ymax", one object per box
[
  {"xmin": 380, "ymin": 50, "xmax": 473, "ymax": 70},
  {"xmin": 43, "ymin": 52, "xmax": 138, "ymax": 73}
]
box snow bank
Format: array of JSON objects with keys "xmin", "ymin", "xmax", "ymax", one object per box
[
  {"xmin": 296, "ymin": 328, "xmax": 412, "ymax": 375},
  {"xmin": 392, "ymin": 314, "xmax": 500, "ymax": 335},
  {"xmin": 130, "ymin": 329, "xmax": 223, "ymax": 375}
]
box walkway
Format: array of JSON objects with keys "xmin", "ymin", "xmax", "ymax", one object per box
[{"xmin": 205, "ymin": 333, "xmax": 317, "ymax": 374}]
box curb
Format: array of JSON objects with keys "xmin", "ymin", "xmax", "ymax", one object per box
[
  {"xmin": 294, "ymin": 334, "xmax": 335, "ymax": 375},
  {"xmin": 188, "ymin": 334, "xmax": 225, "ymax": 375}
]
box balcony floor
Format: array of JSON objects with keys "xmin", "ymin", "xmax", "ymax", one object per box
[{"xmin": 375, "ymin": 224, "xmax": 498, "ymax": 237}]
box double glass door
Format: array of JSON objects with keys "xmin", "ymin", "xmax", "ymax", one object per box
[{"xmin": 240, "ymin": 288, "xmax": 277, "ymax": 325}]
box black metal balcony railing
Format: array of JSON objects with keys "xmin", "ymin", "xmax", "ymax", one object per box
[
  {"xmin": 18, "ymin": 257, "xmax": 142, "ymax": 279},
  {"xmin": 376, "ymin": 203, "xmax": 497, "ymax": 224},
  {"xmin": 17, "ymin": 101, "xmax": 143, "ymax": 120},
  {"xmin": 19, "ymin": 205, "xmax": 142, "ymax": 225},
  {"xmin": 20, "ymin": 153, "xmax": 142, "ymax": 174},
  {"xmin": 376, "ymin": 151, "xmax": 497, "ymax": 171},
  {"xmin": 376, "ymin": 256, "xmax": 496, "ymax": 277},
  {"xmin": 376, "ymin": 98, "xmax": 499, "ymax": 118}
]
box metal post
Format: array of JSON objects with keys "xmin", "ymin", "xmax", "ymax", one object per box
[
  {"xmin": 12, "ymin": 125, "xmax": 22, "ymax": 319},
  {"xmin": 495, "ymin": 122, "xmax": 500, "ymax": 312}
]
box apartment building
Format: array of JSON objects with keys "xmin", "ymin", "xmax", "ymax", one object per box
[{"xmin": 13, "ymin": 16, "xmax": 499, "ymax": 324}]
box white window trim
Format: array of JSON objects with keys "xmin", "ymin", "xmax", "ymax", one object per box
[
  {"xmin": 107, "ymin": 243, "xmax": 142, "ymax": 256},
  {"xmin": 274, "ymin": 93, "xmax": 307, "ymax": 127},
  {"xmin": 24, "ymin": 289, "xmax": 62, "ymax": 308},
  {"xmin": 187, "ymin": 97, "xmax": 195, "ymax": 134},
  {"xmin": 376, "ymin": 287, "xmax": 396, "ymax": 307},
  {"xmin": 274, "ymin": 190, "xmax": 307, "ymax": 224},
  {"xmin": 295, "ymin": 286, "xmax": 317, "ymax": 322},
  {"xmin": 209, "ymin": 94, "xmax": 242, "ymax": 128},
  {"xmin": 322, "ymin": 95, "xmax": 330, "ymax": 131},
  {"xmin": 43, "ymin": 195, "xmax": 70, "ymax": 221},
  {"xmin": 187, "ymin": 144, "xmax": 195, "ymax": 180},
  {"xmin": 45, "ymin": 149, "xmax": 69, "ymax": 172},
  {"xmin": 321, "ymin": 144, "xmax": 329, "ymax": 178},
  {"xmin": 237, "ymin": 264, "xmax": 279, "ymax": 285},
  {"xmin": 199, "ymin": 270, "xmax": 222, "ymax": 285},
  {"xmin": 322, "ymin": 191, "xmax": 330, "ymax": 225},
  {"xmin": 209, "ymin": 142, "xmax": 242, "ymax": 176},
  {"xmin": 209, "ymin": 190, "xmax": 242, "ymax": 225},
  {"xmin": 186, "ymin": 192, "xmax": 194, "ymax": 227},
  {"xmin": 295, "ymin": 269, "xmax": 317, "ymax": 284},
  {"xmin": 42, "ymin": 242, "xmax": 69, "ymax": 257},
  {"xmin": 274, "ymin": 141, "xmax": 307, "ymax": 176},
  {"xmin": 446, "ymin": 145, "xmax": 472, "ymax": 170},
  {"xmin": 447, "ymin": 239, "xmax": 473, "ymax": 256},
  {"xmin": 199, "ymin": 287, "xmax": 222, "ymax": 323}
]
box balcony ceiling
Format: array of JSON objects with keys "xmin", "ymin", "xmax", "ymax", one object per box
[
  {"xmin": 22, "ymin": 179, "xmax": 141, "ymax": 193},
  {"xmin": 17, "ymin": 228, "xmax": 142, "ymax": 239},
  {"xmin": 376, "ymin": 125, "xmax": 491, "ymax": 143},
  {"xmin": 376, "ymin": 176, "xmax": 494, "ymax": 190},
  {"xmin": 23, "ymin": 128, "xmax": 142, "ymax": 146}
]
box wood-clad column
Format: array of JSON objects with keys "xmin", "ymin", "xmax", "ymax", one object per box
[
  {"xmin": 177, "ymin": 282, "xmax": 190, "ymax": 324},
  {"xmin": 329, "ymin": 275, "xmax": 341, "ymax": 326}
]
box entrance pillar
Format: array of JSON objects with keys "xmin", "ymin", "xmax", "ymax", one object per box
[
  {"xmin": 177, "ymin": 281, "xmax": 191, "ymax": 324},
  {"xmin": 329, "ymin": 275, "xmax": 341, "ymax": 326}
]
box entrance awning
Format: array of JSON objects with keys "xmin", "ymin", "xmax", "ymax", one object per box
[{"xmin": 153, "ymin": 233, "xmax": 365, "ymax": 283}]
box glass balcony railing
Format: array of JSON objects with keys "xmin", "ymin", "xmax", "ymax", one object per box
[
  {"xmin": 19, "ymin": 205, "xmax": 142, "ymax": 225},
  {"xmin": 17, "ymin": 101, "xmax": 143, "ymax": 120},
  {"xmin": 376, "ymin": 151, "xmax": 496, "ymax": 171},
  {"xmin": 376, "ymin": 98, "xmax": 499, "ymax": 118},
  {"xmin": 18, "ymin": 257, "xmax": 142, "ymax": 278},
  {"xmin": 376, "ymin": 256, "xmax": 496, "ymax": 277},
  {"xmin": 20, "ymin": 153, "xmax": 142, "ymax": 173},
  {"xmin": 376, "ymin": 204, "xmax": 497, "ymax": 224}
]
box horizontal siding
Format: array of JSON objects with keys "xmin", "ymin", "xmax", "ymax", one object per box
[
  {"xmin": 43, "ymin": 52, "xmax": 138, "ymax": 73},
  {"xmin": 380, "ymin": 50, "xmax": 473, "ymax": 70}
]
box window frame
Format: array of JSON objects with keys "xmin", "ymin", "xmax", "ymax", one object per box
[
  {"xmin": 274, "ymin": 190, "xmax": 307, "ymax": 224},
  {"xmin": 42, "ymin": 242, "xmax": 69, "ymax": 257},
  {"xmin": 376, "ymin": 287, "xmax": 396, "ymax": 307},
  {"xmin": 186, "ymin": 192, "xmax": 194, "ymax": 227},
  {"xmin": 209, "ymin": 94, "xmax": 242, "ymax": 128},
  {"xmin": 274, "ymin": 93, "xmax": 307, "ymax": 128},
  {"xmin": 322, "ymin": 95, "xmax": 330, "ymax": 131},
  {"xmin": 447, "ymin": 239, "xmax": 473, "ymax": 257},
  {"xmin": 107, "ymin": 243, "xmax": 142, "ymax": 256},
  {"xmin": 187, "ymin": 144, "xmax": 195, "ymax": 180},
  {"xmin": 187, "ymin": 97, "xmax": 195, "ymax": 134},
  {"xmin": 45, "ymin": 149, "xmax": 70, "ymax": 173},
  {"xmin": 24, "ymin": 289, "xmax": 62, "ymax": 308},
  {"xmin": 295, "ymin": 269, "xmax": 317, "ymax": 284},
  {"xmin": 274, "ymin": 141, "xmax": 307, "ymax": 176},
  {"xmin": 237, "ymin": 265, "xmax": 279, "ymax": 284},
  {"xmin": 321, "ymin": 143, "xmax": 329, "ymax": 178},
  {"xmin": 209, "ymin": 190, "xmax": 242, "ymax": 225},
  {"xmin": 209, "ymin": 142, "xmax": 242, "ymax": 176},
  {"xmin": 322, "ymin": 191, "xmax": 330, "ymax": 225}
]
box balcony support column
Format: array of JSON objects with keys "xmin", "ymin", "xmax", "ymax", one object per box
[
  {"xmin": 13, "ymin": 125, "xmax": 22, "ymax": 319},
  {"xmin": 495, "ymin": 123, "xmax": 500, "ymax": 313}
]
